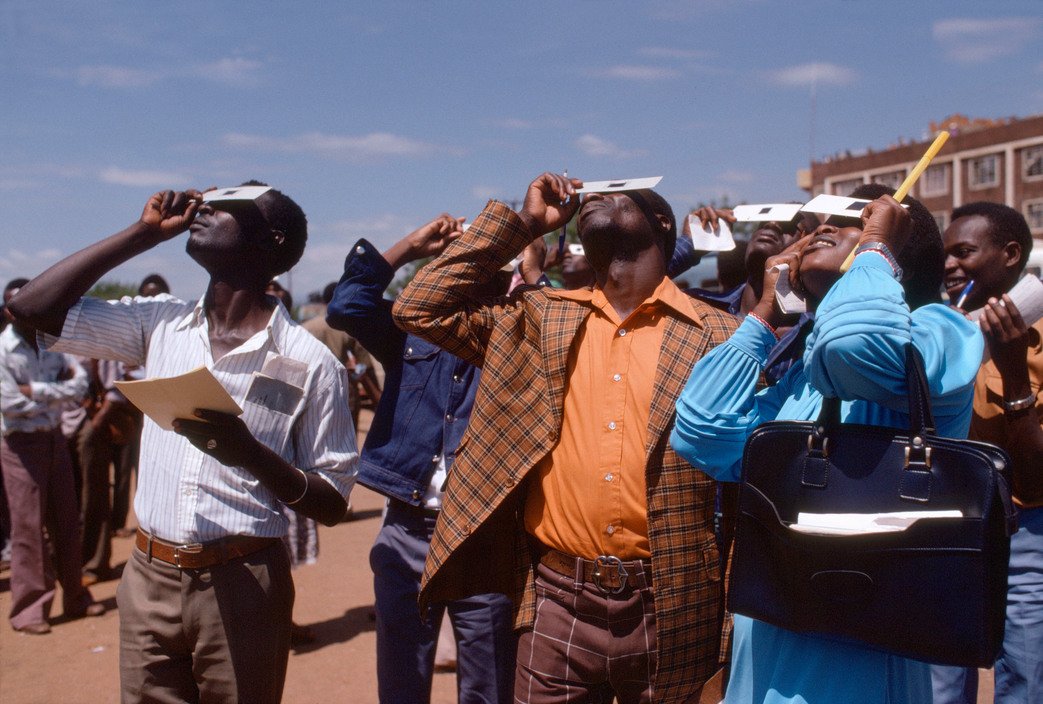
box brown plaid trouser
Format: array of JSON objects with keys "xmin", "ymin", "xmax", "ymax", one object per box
[{"xmin": 515, "ymin": 560, "xmax": 657, "ymax": 704}]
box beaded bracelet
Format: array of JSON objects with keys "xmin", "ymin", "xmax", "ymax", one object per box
[
  {"xmin": 854, "ymin": 242, "xmax": 903, "ymax": 280},
  {"xmin": 747, "ymin": 312, "xmax": 780, "ymax": 341}
]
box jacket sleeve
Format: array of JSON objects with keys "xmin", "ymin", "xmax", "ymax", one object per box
[
  {"xmin": 392, "ymin": 201, "xmax": 535, "ymax": 368},
  {"xmin": 325, "ymin": 238, "xmax": 404, "ymax": 366},
  {"xmin": 805, "ymin": 252, "xmax": 982, "ymax": 431}
]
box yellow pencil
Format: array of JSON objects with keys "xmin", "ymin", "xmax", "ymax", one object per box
[{"xmin": 838, "ymin": 130, "xmax": 950, "ymax": 273}]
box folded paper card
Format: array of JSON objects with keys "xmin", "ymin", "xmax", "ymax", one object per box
[
  {"xmin": 114, "ymin": 366, "xmax": 243, "ymax": 431},
  {"xmin": 789, "ymin": 510, "xmax": 963, "ymax": 536},
  {"xmin": 968, "ymin": 274, "xmax": 1043, "ymax": 327},
  {"xmin": 687, "ymin": 215, "xmax": 736, "ymax": 252},
  {"xmin": 733, "ymin": 203, "xmax": 803, "ymax": 223},
  {"xmin": 770, "ymin": 263, "xmax": 807, "ymax": 314},
  {"xmin": 575, "ymin": 176, "xmax": 662, "ymax": 194}
]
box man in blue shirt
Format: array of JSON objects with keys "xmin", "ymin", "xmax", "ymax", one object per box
[{"xmin": 327, "ymin": 215, "xmax": 515, "ymax": 703}]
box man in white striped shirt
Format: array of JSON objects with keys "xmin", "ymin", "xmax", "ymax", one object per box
[{"xmin": 9, "ymin": 183, "xmax": 358, "ymax": 704}]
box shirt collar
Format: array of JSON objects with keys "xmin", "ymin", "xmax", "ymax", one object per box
[
  {"xmin": 546, "ymin": 277, "xmax": 703, "ymax": 327},
  {"xmin": 173, "ymin": 295, "xmax": 289, "ymax": 356}
]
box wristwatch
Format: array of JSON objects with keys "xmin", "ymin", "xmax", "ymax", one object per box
[{"xmin": 1002, "ymin": 392, "xmax": 1037, "ymax": 412}]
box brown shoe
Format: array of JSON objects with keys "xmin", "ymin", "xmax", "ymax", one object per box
[{"xmin": 15, "ymin": 622, "xmax": 51, "ymax": 635}]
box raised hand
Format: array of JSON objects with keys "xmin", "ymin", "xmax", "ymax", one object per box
[
  {"xmin": 859, "ymin": 194, "xmax": 912, "ymax": 255},
  {"xmin": 688, "ymin": 206, "xmax": 736, "ymax": 234},
  {"xmin": 517, "ymin": 172, "xmax": 584, "ymax": 238},
  {"xmin": 750, "ymin": 234, "xmax": 813, "ymax": 328},
  {"xmin": 139, "ymin": 189, "xmax": 203, "ymax": 241},
  {"xmin": 980, "ymin": 295, "xmax": 1032, "ymax": 384},
  {"xmin": 404, "ymin": 213, "xmax": 465, "ymax": 260}
]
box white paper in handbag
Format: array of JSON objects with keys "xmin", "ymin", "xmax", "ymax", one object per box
[
  {"xmin": 687, "ymin": 215, "xmax": 736, "ymax": 252},
  {"xmin": 789, "ymin": 510, "xmax": 963, "ymax": 536},
  {"xmin": 968, "ymin": 274, "xmax": 1043, "ymax": 327}
]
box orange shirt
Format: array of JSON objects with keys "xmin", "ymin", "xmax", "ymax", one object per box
[{"xmin": 524, "ymin": 277, "xmax": 703, "ymax": 559}]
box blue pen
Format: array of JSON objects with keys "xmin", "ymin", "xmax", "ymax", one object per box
[
  {"xmin": 955, "ymin": 279, "xmax": 975, "ymax": 309},
  {"xmin": 558, "ymin": 168, "xmax": 568, "ymax": 257}
]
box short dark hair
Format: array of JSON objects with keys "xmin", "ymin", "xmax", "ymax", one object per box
[
  {"xmin": 951, "ymin": 201, "xmax": 1033, "ymax": 272},
  {"xmin": 631, "ymin": 189, "xmax": 677, "ymax": 260},
  {"xmin": 240, "ymin": 180, "xmax": 308, "ymax": 276},
  {"xmin": 138, "ymin": 273, "xmax": 170, "ymax": 295},
  {"xmin": 848, "ymin": 183, "xmax": 943, "ymax": 309},
  {"xmin": 4, "ymin": 278, "xmax": 29, "ymax": 294}
]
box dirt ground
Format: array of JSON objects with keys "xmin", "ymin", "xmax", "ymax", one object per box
[{"xmin": 0, "ymin": 406, "xmax": 996, "ymax": 703}]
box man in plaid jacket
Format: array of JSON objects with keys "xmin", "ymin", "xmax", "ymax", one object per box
[{"xmin": 394, "ymin": 173, "xmax": 737, "ymax": 703}]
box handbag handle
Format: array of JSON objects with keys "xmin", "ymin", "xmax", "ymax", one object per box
[{"xmin": 814, "ymin": 344, "xmax": 935, "ymax": 434}]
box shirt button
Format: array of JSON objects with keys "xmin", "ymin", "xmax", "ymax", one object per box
[
  {"xmin": 604, "ymin": 473, "xmax": 614, "ymax": 482},
  {"xmin": 613, "ymin": 374, "xmax": 622, "ymax": 382},
  {"xmin": 412, "ymin": 489, "xmax": 421, "ymax": 500},
  {"xmin": 608, "ymin": 421, "xmax": 617, "ymax": 430},
  {"xmin": 406, "ymin": 347, "xmax": 413, "ymax": 355},
  {"xmin": 618, "ymin": 329, "xmax": 627, "ymax": 337},
  {"xmin": 453, "ymin": 374, "xmax": 461, "ymax": 382},
  {"xmin": 606, "ymin": 525, "xmax": 616, "ymax": 535},
  {"xmin": 445, "ymin": 414, "xmax": 453, "ymax": 422},
  {"xmin": 355, "ymin": 245, "xmax": 365, "ymax": 255},
  {"xmin": 432, "ymin": 454, "xmax": 440, "ymax": 463}
]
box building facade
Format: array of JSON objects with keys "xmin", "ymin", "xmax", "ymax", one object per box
[{"xmin": 802, "ymin": 114, "xmax": 1043, "ymax": 237}]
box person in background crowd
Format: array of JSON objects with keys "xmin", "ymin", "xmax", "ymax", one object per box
[
  {"xmin": 138, "ymin": 273, "xmax": 170, "ymax": 298},
  {"xmin": 8, "ymin": 183, "xmax": 357, "ymax": 702},
  {"xmin": 672, "ymin": 186, "xmax": 978, "ymax": 703},
  {"xmin": 1, "ymin": 278, "xmax": 103, "ymax": 635},
  {"xmin": 328, "ymin": 215, "xmax": 517, "ymax": 704},
  {"xmin": 394, "ymin": 174, "xmax": 738, "ymax": 703},
  {"xmin": 932, "ymin": 202, "xmax": 1042, "ymax": 704}
]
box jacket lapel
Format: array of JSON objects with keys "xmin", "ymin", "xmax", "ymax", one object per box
[
  {"xmin": 540, "ymin": 299, "xmax": 589, "ymax": 431},
  {"xmin": 646, "ymin": 313, "xmax": 710, "ymax": 456}
]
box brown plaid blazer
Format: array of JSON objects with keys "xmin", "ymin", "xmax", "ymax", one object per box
[{"xmin": 393, "ymin": 201, "xmax": 738, "ymax": 703}]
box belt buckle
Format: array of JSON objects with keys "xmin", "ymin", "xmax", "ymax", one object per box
[
  {"xmin": 173, "ymin": 543, "xmax": 204, "ymax": 568},
  {"xmin": 592, "ymin": 555, "xmax": 628, "ymax": 595}
]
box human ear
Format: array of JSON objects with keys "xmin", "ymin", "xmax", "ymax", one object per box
[{"xmin": 1002, "ymin": 240, "xmax": 1023, "ymax": 270}]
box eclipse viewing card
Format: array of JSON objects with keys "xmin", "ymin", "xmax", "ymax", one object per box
[
  {"xmin": 202, "ymin": 185, "xmax": 272, "ymax": 203},
  {"xmin": 733, "ymin": 203, "xmax": 803, "ymax": 223},
  {"xmin": 575, "ymin": 176, "xmax": 662, "ymax": 194},
  {"xmin": 801, "ymin": 193, "xmax": 908, "ymax": 218}
]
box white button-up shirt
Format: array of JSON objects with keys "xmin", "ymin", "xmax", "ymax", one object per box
[
  {"xmin": 0, "ymin": 326, "xmax": 88, "ymax": 435},
  {"xmin": 44, "ymin": 295, "xmax": 358, "ymax": 543}
]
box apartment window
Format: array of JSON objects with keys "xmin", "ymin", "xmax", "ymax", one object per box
[
  {"xmin": 1024, "ymin": 146, "xmax": 1043, "ymax": 181},
  {"xmin": 969, "ymin": 155, "xmax": 1000, "ymax": 190},
  {"xmin": 932, "ymin": 211, "xmax": 950, "ymax": 233},
  {"xmin": 831, "ymin": 177, "xmax": 864, "ymax": 196},
  {"xmin": 1025, "ymin": 199, "xmax": 1043, "ymax": 235},
  {"xmin": 919, "ymin": 163, "xmax": 950, "ymax": 197},
  {"xmin": 871, "ymin": 170, "xmax": 905, "ymax": 190}
]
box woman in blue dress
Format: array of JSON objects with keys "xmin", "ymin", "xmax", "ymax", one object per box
[{"xmin": 671, "ymin": 185, "xmax": 983, "ymax": 704}]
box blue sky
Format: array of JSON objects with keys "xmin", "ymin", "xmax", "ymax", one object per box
[{"xmin": 3, "ymin": 0, "xmax": 1042, "ymax": 299}]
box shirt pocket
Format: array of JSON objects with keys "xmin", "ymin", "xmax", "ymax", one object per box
[{"xmin": 242, "ymin": 373, "xmax": 307, "ymax": 457}]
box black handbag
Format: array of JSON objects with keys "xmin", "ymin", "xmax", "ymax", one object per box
[{"xmin": 728, "ymin": 345, "xmax": 1017, "ymax": 667}]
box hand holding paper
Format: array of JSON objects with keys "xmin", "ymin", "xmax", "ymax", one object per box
[
  {"xmin": 139, "ymin": 189, "xmax": 204, "ymax": 241},
  {"xmin": 114, "ymin": 366, "xmax": 242, "ymax": 431},
  {"xmin": 518, "ymin": 172, "xmax": 584, "ymax": 237}
]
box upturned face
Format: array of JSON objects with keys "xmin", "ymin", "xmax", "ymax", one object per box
[
  {"xmin": 943, "ymin": 215, "xmax": 1017, "ymax": 309},
  {"xmin": 576, "ymin": 192, "xmax": 668, "ymax": 270},
  {"xmin": 187, "ymin": 199, "xmax": 276, "ymax": 274},
  {"xmin": 797, "ymin": 222, "xmax": 863, "ymax": 302}
]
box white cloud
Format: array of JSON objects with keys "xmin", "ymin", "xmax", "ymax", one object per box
[
  {"xmin": 768, "ymin": 62, "xmax": 856, "ymax": 87},
  {"xmin": 933, "ymin": 17, "xmax": 1043, "ymax": 63},
  {"xmin": 0, "ymin": 248, "xmax": 65, "ymax": 280},
  {"xmin": 195, "ymin": 57, "xmax": 263, "ymax": 85},
  {"xmin": 589, "ymin": 64, "xmax": 681, "ymax": 81},
  {"xmin": 99, "ymin": 167, "xmax": 192, "ymax": 187},
  {"xmin": 575, "ymin": 134, "xmax": 647, "ymax": 159},
  {"xmin": 222, "ymin": 131, "xmax": 443, "ymax": 160},
  {"xmin": 75, "ymin": 65, "xmax": 162, "ymax": 88}
]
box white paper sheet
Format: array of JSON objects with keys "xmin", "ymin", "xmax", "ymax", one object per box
[
  {"xmin": 733, "ymin": 203, "xmax": 803, "ymax": 223},
  {"xmin": 801, "ymin": 193, "xmax": 908, "ymax": 219},
  {"xmin": 968, "ymin": 274, "xmax": 1043, "ymax": 327},
  {"xmin": 789, "ymin": 510, "xmax": 963, "ymax": 536},
  {"xmin": 114, "ymin": 366, "xmax": 243, "ymax": 431},
  {"xmin": 770, "ymin": 263, "xmax": 807, "ymax": 314},
  {"xmin": 202, "ymin": 185, "xmax": 272, "ymax": 203},
  {"xmin": 575, "ymin": 176, "xmax": 662, "ymax": 194},
  {"xmin": 687, "ymin": 215, "xmax": 736, "ymax": 252}
]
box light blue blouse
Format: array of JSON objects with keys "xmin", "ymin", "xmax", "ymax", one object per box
[{"xmin": 671, "ymin": 253, "xmax": 983, "ymax": 704}]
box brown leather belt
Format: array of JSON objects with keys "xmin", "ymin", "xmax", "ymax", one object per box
[
  {"xmin": 136, "ymin": 528, "xmax": 279, "ymax": 569},
  {"xmin": 538, "ymin": 545, "xmax": 652, "ymax": 595}
]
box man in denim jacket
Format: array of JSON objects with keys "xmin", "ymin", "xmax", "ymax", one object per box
[{"xmin": 327, "ymin": 214, "xmax": 516, "ymax": 703}]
